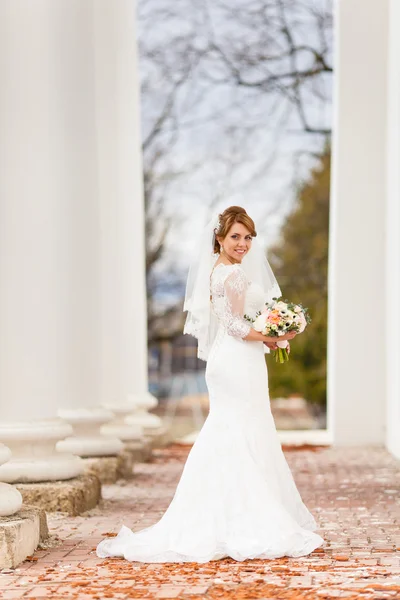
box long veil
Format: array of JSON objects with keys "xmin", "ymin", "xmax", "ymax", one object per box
[{"xmin": 183, "ymin": 213, "xmax": 281, "ymax": 361}]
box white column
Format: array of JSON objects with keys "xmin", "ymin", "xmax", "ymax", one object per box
[
  {"xmin": 385, "ymin": 0, "xmax": 400, "ymax": 459},
  {"xmin": 0, "ymin": 445, "xmax": 22, "ymax": 517},
  {"xmin": 47, "ymin": 0, "xmax": 123, "ymax": 457},
  {"xmin": 0, "ymin": 0, "xmax": 85, "ymax": 481},
  {"xmin": 92, "ymin": 0, "xmax": 161, "ymax": 439},
  {"xmin": 0, "ymin": 0, "xmax": 120, "ymax": 478},
  {"xmin": 328, "ymin": 0, "xmax": 389, "ymax": 445}
]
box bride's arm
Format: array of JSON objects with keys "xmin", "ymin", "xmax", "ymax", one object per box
[
  {"xmin": 223, "ymin": 269, "xmax": 252, "ymax": 339},
  {"xmin": 244, "ymin": 328, "xmax": 297, "ymax": 343},
  {"xmin": 224, "ymin": 269, "xmax": 297, "ymax": 343}
]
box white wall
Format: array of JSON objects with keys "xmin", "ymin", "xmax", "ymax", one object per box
[{"xmin": 328, "ymin": 0, "xmax": 389, "ymax": 445}]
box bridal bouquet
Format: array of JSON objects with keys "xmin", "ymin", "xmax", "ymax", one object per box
[{"xmin": 245, "ymin": 299, "xmax": 311, "ymax": 363}]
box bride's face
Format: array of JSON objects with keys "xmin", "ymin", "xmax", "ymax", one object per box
[{"xmin": 218, "ymin": 222, "xmax": 253, "ymax": 262}]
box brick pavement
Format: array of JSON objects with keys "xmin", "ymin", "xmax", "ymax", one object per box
[{"xmin": 0, "ymin": 443, "xmax": 399, "ymax": 599}]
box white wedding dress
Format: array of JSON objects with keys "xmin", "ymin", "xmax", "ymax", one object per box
[{"xmin": 97, "ymin": 262, "xmax": 324, "ymax": 562}]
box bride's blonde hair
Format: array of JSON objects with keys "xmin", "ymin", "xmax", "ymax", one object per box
[{"xmin": 214, "ymin": 206, "xmax": 257, "ymax": 254}]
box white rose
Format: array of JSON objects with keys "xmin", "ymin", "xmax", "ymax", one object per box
[
  {"xmin": 298, "ymin": 312, "xmax": 307, "ymax": 333},
  {"xmin": 253, "ymin": 314, "xmax": 266, "ymax": 332},
  {"xmin": 277, "ymin": 340, "xmax": 288, "ymax": 348},
  {"xmin": 294, "ymin": 305, "xmax": 302, "ymax": 313}
]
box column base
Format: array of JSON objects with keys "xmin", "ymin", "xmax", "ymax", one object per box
[
  {"xmin": 0, "ymin": 421, "xmax": 83, "ymax": 483},
  {"xmin": 0, "ymin": 506, "xmax": 48, "ymax": 569},
  {"xmin": 127, "ymin": 391, "xmax": 158, "ymax": 411},
  {"xmin": 101, "ymin": 404, "xmax": 144, "ymax": 442},
  {"xmin": 125, "ymin": 410, "xmax": 164, "ymax": 434},
  {"xmin": 0, "ymin": 443, "xmax": 11, "ymax": 464},
  {"xmin": 125, "ymin": 392, "xmax": 164, "ymax": 436},
  {"xmin": 57, "ymin": 436, "xmax": 123, "ymax": 457},
  {"xmin": 0, "ymin": 444, "xmax": 23, "ymax": 516},
  {"xmin": 15, "ymin": 473, "xmax": 101, "ymax": 516},
  {"xmin": 0, "ymin": 483, "xmax": 22, "ymax": 517},
  {"xmin": 57, "ymin": 408, "xmax": 123, "ymax": 457}
]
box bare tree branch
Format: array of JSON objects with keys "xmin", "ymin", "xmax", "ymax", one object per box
[{"xmin": 202, "ymin": 0, "xmax": 332, "ymax": 135}]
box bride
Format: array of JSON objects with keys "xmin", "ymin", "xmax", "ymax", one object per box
[{"xmin": 97, "ymin": 205, "xmax": 325, "ymax": 563}]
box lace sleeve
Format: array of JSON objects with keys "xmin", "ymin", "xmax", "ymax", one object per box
[{"xmin": 223, "ymin": 267, "xmax": 251, "ymax": 339}]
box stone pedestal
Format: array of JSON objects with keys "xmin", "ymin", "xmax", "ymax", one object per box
[
  {"xmin": 145, "ymin": 427, "xmax": 173, "ymax": 449},
  {"xmin": 15, "ymin": 473, "xmax": 101, "ymax": 516},
  {"xmin": 125, "ymin": 439, "xmax": 153, "ymax": 463},
  {"xmin": 0, "ymin": 422, "xmax": 83, "ymax": 484},
  {"xmin": 0, "ymin": 444, "xmax": 22, "ymax": 517},
  {"xmin": 0, "ymin": 506, "xmax": 48, "ymax": 569},
  {"xmin": 57, "ymin": 408, "xmax": 123, "ymax": 457},
  {"xmin": 83, "ymin": 450, "xmax": 134, "ymax": 483}
]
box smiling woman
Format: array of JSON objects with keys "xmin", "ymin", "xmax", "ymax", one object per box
[{"xmin": 213, "ymin": 206, "xmax": 256, "ymax": 260}]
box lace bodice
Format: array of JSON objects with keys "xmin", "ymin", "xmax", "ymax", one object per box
[{"xmin": 210, "ymin": 263, "xmax": 265, "ymax": 339}]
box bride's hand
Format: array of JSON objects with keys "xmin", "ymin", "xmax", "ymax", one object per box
[
  {"xmin": 279, "ymin": 331, "xmax": 297, "ymax": 342},
  {"xmin": 264, "ymin": 341, "xmax": 278, "ymax": 350}
]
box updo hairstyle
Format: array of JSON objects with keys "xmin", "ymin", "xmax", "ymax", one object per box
[{"xmin": 213, "ymin": 206, "xmax": 257, "ymax": 254}]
